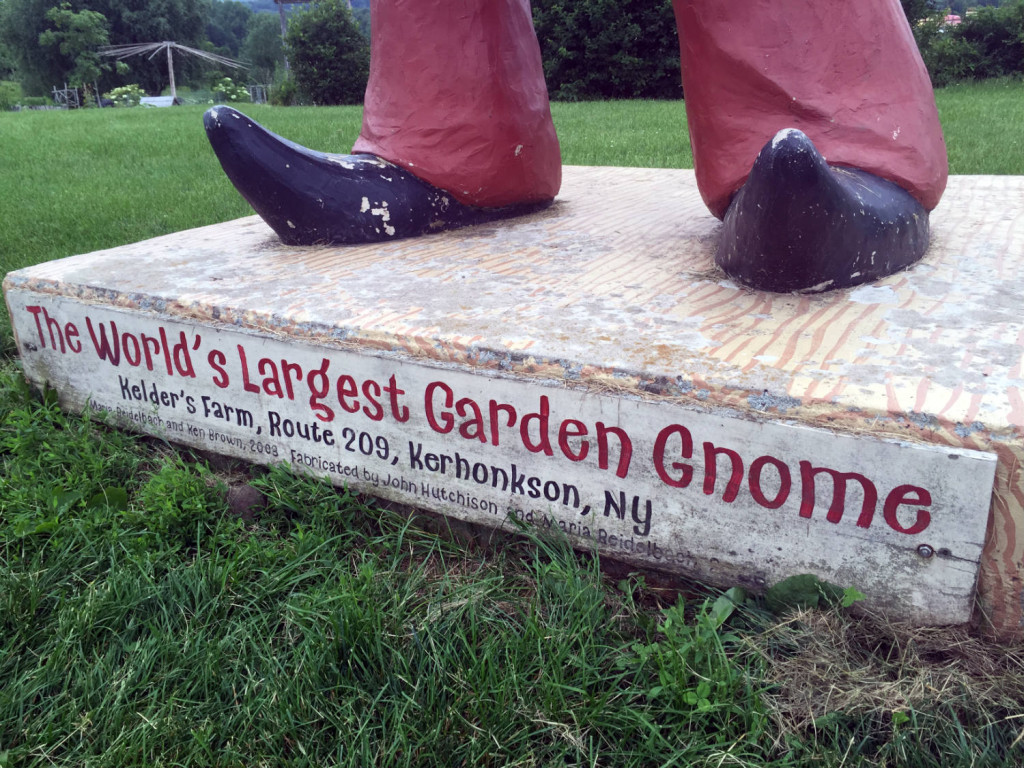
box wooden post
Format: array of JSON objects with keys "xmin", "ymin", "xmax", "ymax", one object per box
[
  {"xmin": 166, "ymin": 43, "xmax": 177, "ymax": 102},
  {"xmin": 277, "ymin": 1, "xmax": 290, "ymax": 72}
]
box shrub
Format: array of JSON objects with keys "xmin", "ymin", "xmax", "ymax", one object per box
[
  {"xmin": 17, "ymin": 96, "xmax": 51, "ymax": 108},
  {"xmin": 533, "ymin": 0, "xmax": 681, "ymax": 100},
  {"xmin": 916, "ymin": 16, "xmax": 984, "ymax": 87},
  {"xmin": 211, "ymin": 76, "xmax": 250, "ymax": 103},
  {"xmin": 284, "ymin": 0, "xmax": 369, "ymax": 105},
  {"xmin": 269, "ymin": 76, "xmax": 300, "ymax": 106},
  {"xmin": 958, "ymin": 1, "xmax": 1024, "ymax": 79},
  {"xmin": 103, "ymin": 83, "xmax": 145, "ymax": 107},
  {"xmin": 915, "ymin": 1, "xmax": 1024, "ymax": 87},
  {"xmin": 0, "ymin": 80, "xmax": 19, "ymax": 110}
]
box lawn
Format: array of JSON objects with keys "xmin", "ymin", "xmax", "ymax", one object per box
[{"xmin": 2, "ymin": 81, "xmax": 1024, "ymax": 767}]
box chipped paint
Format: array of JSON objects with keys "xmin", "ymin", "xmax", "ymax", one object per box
[
  {"xmin": 849, "ymin": 285, "xmax": 898, "ymax": 304},
  {"xmin": 369, "ymin": 200, "xmax": 396, "ymax": 237},
  {"xmin": 748, "ymin": 391, "xmax": 802, "ymax": 413},
  {"xmin": 772, "ymin": 127, "xmax": 801, "ymax": 148}
]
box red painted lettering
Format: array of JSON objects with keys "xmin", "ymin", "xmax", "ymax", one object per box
[
  {"xmin": 258, "ymin": 358, "xmax": 283, "ymax": 397},
  {"xmin": 122, "ymin": 333, "xmax": 141, "ymax": 367},
  {"xmin": 799, "ymin": 462, "xmax": 878, "ymax": 527},
  {"xmin": 362, "ymin": 378, "xmax": 384, "ymax": 421},
  {"xmin": 383, "ymin": 375, "xmax": 410, "ymax": 422},
  {"xmin": 236, "ymin": 345, "xmax": 260, "ymax": 393},
  {"xmin": 26, "ymin": 306, "xmax": 47, "ymax": 348},
  {"xmin": 883, "ymin": 485, "xmax": 932, "ymax": 534},
  {"xmin": 653, "ymin": 424, "xmax": 694, "ymax": 488},
  {"xmin": 307, "ymin": 358, "xmax": 333, "ymax": 421},
  {"xmin": 520, "ymin": 396, "xmax": 553, "ymax": 456},
  {"xmin": 157, "ymin": 328, "xmax": 173, "ymax": 374},
  {"xmin": 86, "ymin": 317, "xmax": 121, "ymax": 364},
  {"xmin": 65, "ymin": 322, "xmax": 81, "ymax": 353},
  {"xmin": 424, "ymin": 380, "xmax": 454, "ymax": 433},
  {"xmin": 597, "ymin": 422, "xmax": 632, "ymax": 479},
  {"xmin": 26, "ymin": 306, "xmax": 82, "ymax": 355},
  {"xmin": 488, "ymin": 401, "xmax": 517, "ymax": 446},
  {"xmin": 456, "ymin": 397, "xmax": 486, "ymax": 442},
  {"xmin": 336, "ymin": 374, "xmax": 359, "ymax": 414},
  {"xmin": 748, "ymin": 455, "xmax": 792, "ymax": 509},
  {"xmin": 703, "ymin": 442, "xmax": 743, "ymax": 503},
  {"xmin": 140, "ymin": 332, "xmax": 161, "ymax": 371},
  {"xmin": 282, "ymin": 359, "xmax": 303, "ymax": 400},
  {"xmin": 558, "ymin": 419, "xmax": 589, "ymax": 462},
  {"xmin": 208, "ymin": 349, "xmax": 229, "ymax": 388}
]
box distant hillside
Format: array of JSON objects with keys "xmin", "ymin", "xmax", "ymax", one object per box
[{"xmin": 237, "ymin": 0, "xmax": 307, "ymax": 15}]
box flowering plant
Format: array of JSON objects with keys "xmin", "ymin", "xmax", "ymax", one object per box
[{"xmin": 103, "ymin": 84, "xmax": 145, "ymax": 107}]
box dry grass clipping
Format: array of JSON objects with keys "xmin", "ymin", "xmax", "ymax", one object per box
[{"xmin": 748, "ymin": 607, "xmax": 1024, "ymax": 741}]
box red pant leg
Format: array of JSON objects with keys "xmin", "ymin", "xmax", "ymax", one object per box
[
  {"xmin": 352, "ymin": 0, "xmax": 561, "ymax": 208},
  {"xmin": 674, "ymin": 0, "xmax": 948, "ymax": 219}
]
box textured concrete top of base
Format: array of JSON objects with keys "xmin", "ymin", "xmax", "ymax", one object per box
[{"xmin": 7, "ymin": 167, "xmax": 1024, "ymax": 443}]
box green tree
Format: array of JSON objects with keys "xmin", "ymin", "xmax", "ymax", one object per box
[
  {"xmin": 914, "ymin": 0, "xmax": 1023, "ymax": 86},
  {"xmin": 241, "ymin": 12, "xmax": 284, "ymax": 82},
  {"xmin": 958, "ymin": 0, "xmax": 1024, "ymax": 77},
  {"xmin": 900, "ymin": 0, "xmax": 936, "ymax": 26},
  {"xmin": 0, "ymin": 0, "xmax": 68, "ymax": 94},
  {"xmin": 38, "ymin": 2, "xmax": 110, "ymax": 89},
  {"xmin": 0, "ymin": 33, "xmax": 16, "ymax": 80},
  {"xmin": 532, "ymin": 0, "xmax": 681, "ymax": 101},
  {"xmin": 915, "ymin": 15, "xmax": 983, "ymax": 85},
  {"xmin": 207, "ymin": 0, "xmax": 253, "ymax": 57},
  {"xmin": 351, "ymin": 5, "xmax": 369, "ymax": 39},
  {"xmin": 284, "ymin": 0, "xmax": 368, "ymax": 105},
  {"xmin": 0, "ymin": 0, "xmax": 207, "ymax": 95}
]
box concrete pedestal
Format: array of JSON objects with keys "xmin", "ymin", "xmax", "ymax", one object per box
[{"xmin": 6, "ymin": 167, "xmax": 1022, "ymax": 633}]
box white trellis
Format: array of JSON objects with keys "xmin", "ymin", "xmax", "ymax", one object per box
[
  {"xmin": 51, "ymin": 83, "xmax": 79, "ymax": 109},
  {"xmin": 248, "ymin": 84, "xmax": 270, "ymax": 104}
]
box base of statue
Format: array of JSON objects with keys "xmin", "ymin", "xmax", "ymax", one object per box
[{"xmin": 6, "ymin": 166, "xmax": 1021, "ymax": 633}]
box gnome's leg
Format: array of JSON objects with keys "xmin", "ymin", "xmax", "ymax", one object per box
[
  {"xmin": 204, "ymin": 0, "xmax": 561, "ymax": 246},
  {"xmin": 673, "ymin": 0, "xmax": 948, "ymax": 292}
]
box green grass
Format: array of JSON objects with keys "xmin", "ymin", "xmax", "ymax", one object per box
[
  {"xmin": 934, "ymin": 78, "xmax": 1024, "ymax": 175},
  {"xmin": 552, "ymin": 100, "xmax": 693, "ymax": 168},
  {"xmin": 3, "ymin": 83, "xmax": 1024, "ymax": 766}
]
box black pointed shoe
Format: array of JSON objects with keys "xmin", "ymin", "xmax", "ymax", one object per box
[
  {"xmin": 717, "ymin": 129, "xmax": 930, "ymax": 293},
  {"xmin": 203, "ymin": 106, "xmax": 550, "ymax": 246}
]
